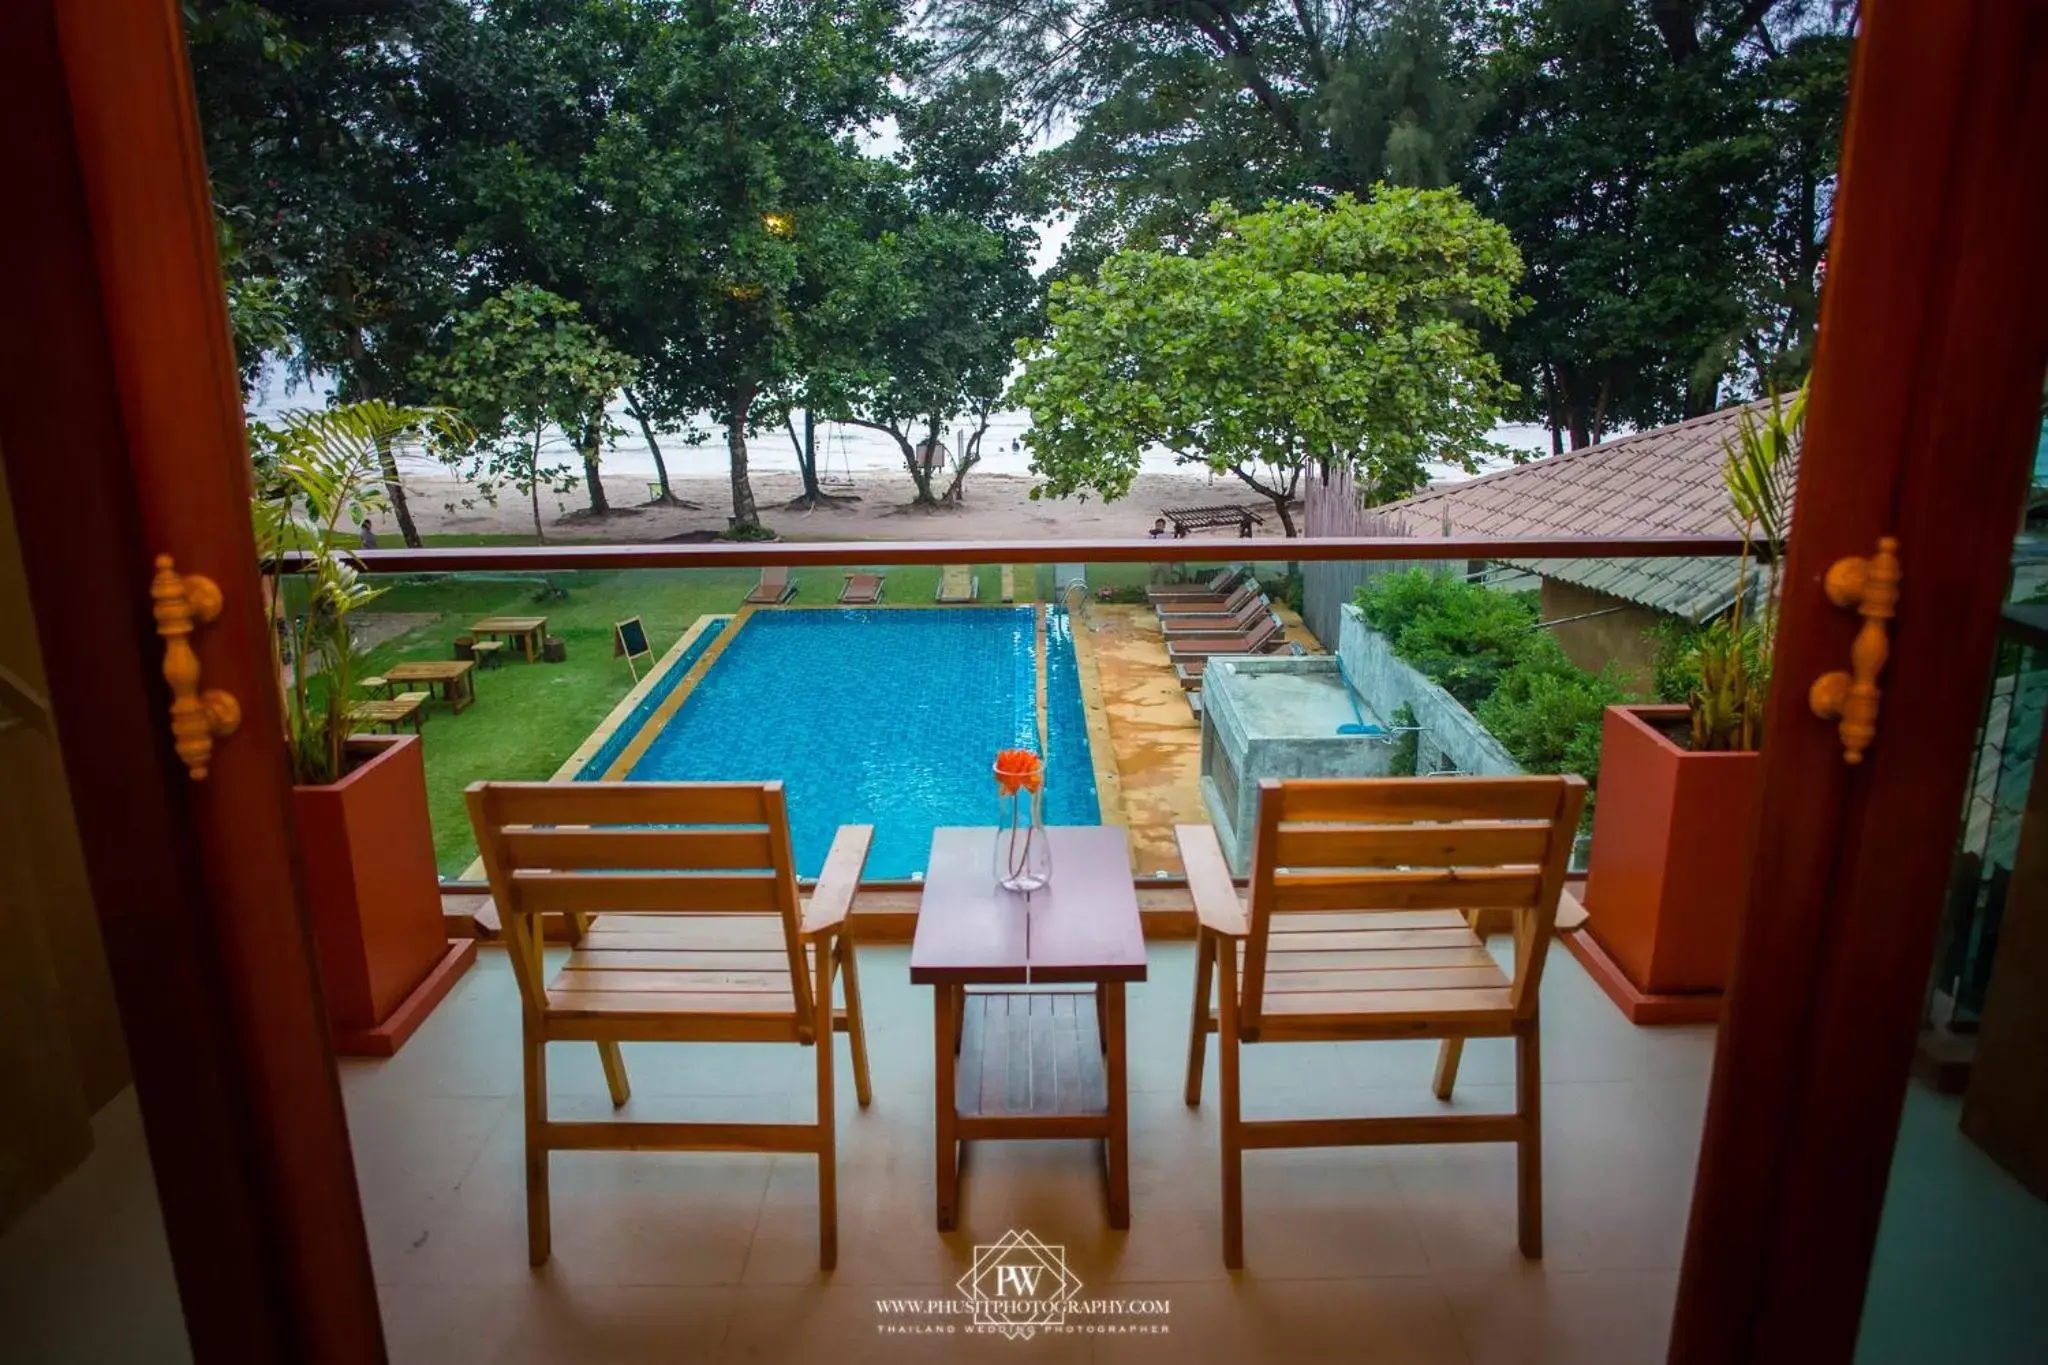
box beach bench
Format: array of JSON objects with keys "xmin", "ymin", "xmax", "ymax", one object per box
[
  {"xmin": 1159, "ymin": 596, "xmax": 1272, "ymax": 637},
  {"xmin": 1160, "ymin": 504, "xmax": 1264, "ymax": 538},
  {"xmin": 839, "ymin": 572, "xmax": 885, "ymax": 605},
  {"xmin": 745, "ymin": 567, "xmax": 797, "ymax": 605}
]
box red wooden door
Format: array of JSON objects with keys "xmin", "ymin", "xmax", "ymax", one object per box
[
  {"xmin": 1671, "ymin": 2, "xmax": 2048, "ymax": 1360},
  {"xmin": 0, "ymin": 1, "xmax": 385, "ymax": 1360}
]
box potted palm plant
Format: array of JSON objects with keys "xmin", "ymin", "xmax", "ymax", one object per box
[
  {"xmin": 253, "ymin": 401, "xmax": 475, "ymax": 1056},
  {"xmin": 1570, "ymin": 391, "xmax": 1802, "ymax": 1023}
]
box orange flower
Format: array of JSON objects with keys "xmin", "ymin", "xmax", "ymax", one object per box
[{"xmin": 993, "ymin": 748, "xmax": 1044, "ymax": 797}]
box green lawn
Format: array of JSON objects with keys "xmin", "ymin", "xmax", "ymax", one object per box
[{"xmin": 342, "ymin": 562, "xmax": 991, "ymax": 875}]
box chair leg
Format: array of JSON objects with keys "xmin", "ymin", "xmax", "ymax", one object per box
[
  {"xmin": 523, "ymin": 1032, "xmax": 551, "ymax": 1266},
  {"xmin": 1216, "ymin": 937, "xmax": 1244, "ymax": 1270},
  {"xmin": 1516, "ymin": 1019, "xmax": 1543, "ymax": 1259},
  {"xmin": 597, "ymin": 1041, "xmax": 631, "ymax": 1107},
  {"xmin": 1432, "ymin": 1038, "xmax": 1464, "ymax": 1102},
  {"xmin": 1185, "ymin": 929, "xmax": 1215, "ymax": 1107},
  {"xmin": 1094, "ymin": 981, "xmax": 1108, "ymax": 1054},
  {"xmin": 815, "ymin": 930, "xmax": 839, "ymax": 1271},
  {"xmin": 836, "ymin": 936, "xmax": 873, "ymax": 1108}
]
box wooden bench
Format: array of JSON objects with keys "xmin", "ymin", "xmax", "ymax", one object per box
[
  {"xmin": 1160, "ymin": 504, "xmax": 1266, "ymax": 538},
  {"xmin": 348, "ymin": 691, "xmax": 430, "ymax": 735}
]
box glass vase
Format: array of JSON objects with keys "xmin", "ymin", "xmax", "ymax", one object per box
[{"xmin": 993, "ymin": 789, "xmax": 1053, "ymax": 894}]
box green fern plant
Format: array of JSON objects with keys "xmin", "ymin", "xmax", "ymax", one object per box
[
  {"xmin": 251, "ymin": 401, "xmax": 463, "ymax": 785},
  {"xmin": 1687, "ymin": 388, "xmax": 1803, "ymax": 751}
]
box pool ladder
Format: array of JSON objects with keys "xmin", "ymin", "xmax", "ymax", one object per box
[{"xmin": 1061, "ymin": 578, "xmax": 1096, "ymax": 632}]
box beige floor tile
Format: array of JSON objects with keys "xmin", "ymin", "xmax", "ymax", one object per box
[{"xmin": 1439, "ymin": 1268, "xmax": 1676, "ymax": 1365}]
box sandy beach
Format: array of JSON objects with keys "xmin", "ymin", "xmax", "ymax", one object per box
[{"xmin": 399, "ymin": 467, "xmax": 1259, "ymax": 543}]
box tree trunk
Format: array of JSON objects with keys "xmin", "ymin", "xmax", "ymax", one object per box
[
  {"xmin": 726, "ymin": 388, "xmax": 759, "ymax": 529},
  {"xmin": 529, "ymin": 430, "xmax": 546, "ymax": 544},
  {"xmin": 942, "ymin": 410, "xmax": 991, "ymax": 504},
  {"xmin": 577, "ymin": 419, "xmax": 606, "ymax": 515},
  {"xmin": 790, "ymin": 410, "xmax": 823, "ymax": 503},
  {"xmin": 372, "ymin": 435, "xmax": 423, "ymax": 547},
  {"xmin": 623, "ymin": 386, "xmax": 684, "ymax": 505}
]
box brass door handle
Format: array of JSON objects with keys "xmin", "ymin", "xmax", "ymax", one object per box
[
  {"xmin": 1808, "ymin": 536, "xmax": 1901, "ymax": 764},
  {"xmin": 152, "ymin": 554, "xmax": 240, "ymax": 780}
]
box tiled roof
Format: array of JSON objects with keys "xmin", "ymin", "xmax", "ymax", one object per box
[{"xmin": 1380, "ymin": 400, "xmax": 1791, "ymax": 620}]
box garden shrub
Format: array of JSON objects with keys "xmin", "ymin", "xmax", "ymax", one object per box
[
  {"xmin": 1388, "ymin": 702, "xmax": 1419, "ymax": 777},
  {"xmin": 1354, "ymin": 567, "xmax": 1617, "ymax": 785}
]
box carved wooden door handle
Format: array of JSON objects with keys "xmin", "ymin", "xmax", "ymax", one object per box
[
  {"xmin": 152, "ymin": 554, "xmax": 240, "ymax": 780},
  {"xmin": 1808, "ymin": 536, "xmax": 1901, "ymax": 764}
]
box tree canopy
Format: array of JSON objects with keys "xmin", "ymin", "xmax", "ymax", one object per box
[{"xmin": 1011, "ymin": 188, "xmax": 1525, "ymax": 534}]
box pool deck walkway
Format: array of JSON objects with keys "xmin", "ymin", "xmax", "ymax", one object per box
[{"xmin": 1083, "ymin": 602, "xmax": 1320, "ymax": 876}]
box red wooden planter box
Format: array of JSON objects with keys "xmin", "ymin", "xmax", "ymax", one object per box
[
  {"xmin": 1569, "ymin": 705, "xmax": 1760, "ymax": 1024},
  {"xmin": 292, "ymin": 734, "xmax": 473, "ymax": 1056}
]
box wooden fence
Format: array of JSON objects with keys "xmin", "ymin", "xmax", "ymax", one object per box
[{"xmin": 1300, "ymin": 469, "xmax": 1458, "ymax": 647}]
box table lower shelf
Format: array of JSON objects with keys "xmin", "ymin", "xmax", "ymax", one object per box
[{"xmin": 955, "ymin": 990, "xmax": 1107, "ymax": 1131}]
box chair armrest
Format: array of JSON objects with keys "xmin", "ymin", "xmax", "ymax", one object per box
[
  {"xmin": 1176, "ymin": 824, "xmax": 1247, "ymax": 937},
  {"xmin": 802, "ymin": 824, "xmax": 872, "ymax": 937}
]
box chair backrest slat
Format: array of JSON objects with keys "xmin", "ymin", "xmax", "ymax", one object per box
[
  {"xmin": 495, "ymin": 826, "xmax": 776, "ymax": 872},
  {"xmin": 1239, "ymin": 775, "xmax": 1585, "ymax": 1030},
  {"xmin": 465, "ymin": 780, "xmax": 814, "ymax": 1026}
]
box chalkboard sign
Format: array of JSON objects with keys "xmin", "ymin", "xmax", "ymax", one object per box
[{"xmin": 614, "ymin": 617, "xmax": 653, "ymax": 680}]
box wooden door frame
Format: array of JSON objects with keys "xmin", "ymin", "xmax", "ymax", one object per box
[
  {"xmin": 0, "ymin": 2, "xmax": 385, "ymax": 1361},
  {"xmin": 1673, "ymin": 2, "xmax": 2048, "ymax": 1360}
]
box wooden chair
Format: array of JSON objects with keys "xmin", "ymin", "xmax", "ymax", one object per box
[
  {"xmin": 466, "ymin": 780, "xmax": 873, "ymax": 1270},
  {"xmin": 1178, "ymin": 774, "xmax": 1585, "ymax": 1268}
]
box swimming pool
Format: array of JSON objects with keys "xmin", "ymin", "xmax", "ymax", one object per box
[{"xmin": 595, "ymin": 608, "xmax": 1101, "ymax": 878}]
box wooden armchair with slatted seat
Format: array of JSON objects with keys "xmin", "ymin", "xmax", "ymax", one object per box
[
  {"xmin": 1177, "ymin": 774, "xmax": 1586, "ymax": 1268},
  {"xmin": 465, "ymin": 780, "xmax": 873, "ymax": 1270}
]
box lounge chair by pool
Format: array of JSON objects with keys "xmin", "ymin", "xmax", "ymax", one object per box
[
  {"xmin": 1146, "ymin": 565, "xmax": 1247, "ymax": 602},
  {"xmin": 1165, "ymin": 615, "xmax": 1286, "ymax": 660},
  {"xmin": 1159, "ymin": 595, "xmax": 1271, "ymax": 636},
  {"xmin": 745, "ymin": 567, "xmax": 796, "ymax": 605},
  {"xmin": 1156, "ymin": 581, "xmax": 1260, "ymax": 618},
  {"xmin": 935, "ymin": 566, "xmax": 979, "ymax": 603},
  {"xmin": 840, "ymin": 572, "xmax": 886, "ymax": 604}
]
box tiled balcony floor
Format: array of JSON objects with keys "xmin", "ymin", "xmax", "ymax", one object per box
[{"xmin": 340, "ymin": 937, "xmax": 1716, "ymax": 1364}]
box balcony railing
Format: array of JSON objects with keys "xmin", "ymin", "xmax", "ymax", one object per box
[{"xmin": 276, "ymin": 538, "xmax": 1749, "ymax": 901}]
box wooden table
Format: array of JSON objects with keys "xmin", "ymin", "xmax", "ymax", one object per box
[
  {"xmin": 383, "ymin": 660, "xmax": 476, "ymax": 713},
  {"xmin": 470, "ymin": 615, "xmax": 548, "ymax": 663},
  {"xmin": 911, "ymin": 825, "xmax": 1148, "ymax": 1230}
]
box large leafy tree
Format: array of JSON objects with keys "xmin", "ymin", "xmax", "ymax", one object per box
[
  {"xmin": 804, "ymin": 71, "xmax": 1047, "ymax": 509},
  {"xmin": 1011, "ymin": 188, "xmax": 1525, "ymax": 535},
  {"xmin": 936, "ymin": 1, "xmax": 1851, "ymax": 449},
  {"xmin": 421, "ymin": 286, "xmax": 636, "ymax": 542},
  {"xmin": 187, "ymin": 0, "xmax": 467, "ymax": 546}
]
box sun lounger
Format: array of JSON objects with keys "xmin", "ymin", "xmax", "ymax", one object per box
[
  {"xmin": 1146, "ymin": 565, "xmax": 1247, "ymax": 603},
  {"xmin": 1166, "ymin": 616, "xmax": 1286, "ymax": 660},
  {"xmin": 839, "ymin": 572, "xmax": 886, "ymax": 605},
  {"xmin": 745, "ymin": 567, "xmax": 796, "ymax": 605},
  {"xmin": 1156, "ymin": 581, "xmax": 1260, "ymax": 617},
  {"xmin": 999, "ymin": 566, "xmax": 1016, "ymax": 603},
  {"xmin": 1159, "ymin": 596, "xmax": 1270, "ymax": 636},
  {"xmin": 935, "ymin": 565, "xmax": 979, "ymax": 603}
]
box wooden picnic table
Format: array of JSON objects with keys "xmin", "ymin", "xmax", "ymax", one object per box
[
  {"xmin": 1159, "ymin": 503, "xmax": 1265, "ymax": 538},
  {"xmin": 347, "ymin": 691, "xmax": 429, "ymax": 735},
  {"xmin": 911, "ymin": 825, "xmax": 1148, "ymax": 1230},
  {"xmin": 470, "ymin": 615, "xmax": 548, "ymax": 663},
  {"xmin": 383, "ymin": 659, "xmax": 476, "ymax": 713}
]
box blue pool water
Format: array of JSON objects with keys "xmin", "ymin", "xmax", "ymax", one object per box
[
  {"xmin": 575, "ymin": 619, "xmax": 729, "ymax": 780},
  {"xmin": 620, "ymin": 608, "xmax": 1100, "ymax": 877}
]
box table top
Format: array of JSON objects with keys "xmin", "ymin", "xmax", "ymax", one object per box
[
  {"xmin": 911, "ymin": 826, "xmax": 1147, "ymax": 986},
  {"xmin": 472, "ymin": 616, "xmax": 547, "ymax": 632},
  {"xmin": 386, "ymin": 659, "xmax": 475, "ymax": 681}
]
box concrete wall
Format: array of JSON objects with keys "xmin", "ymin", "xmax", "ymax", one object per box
[
  {"xmin": 1198, "ymin": 656, "xmax": 1395, "ymax": 871},
  {"xmin": 1335, "ymin": 605, "xmax": 1522, "ymax": 777},
  {"xmin": 1540, "ymin": 579, "xmax": 1666, "ymax": 696}
]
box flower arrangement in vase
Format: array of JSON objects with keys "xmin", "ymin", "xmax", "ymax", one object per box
[{"xmin": 992, "ymin": 748, "xmax": 1052, "ymax": 893}]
